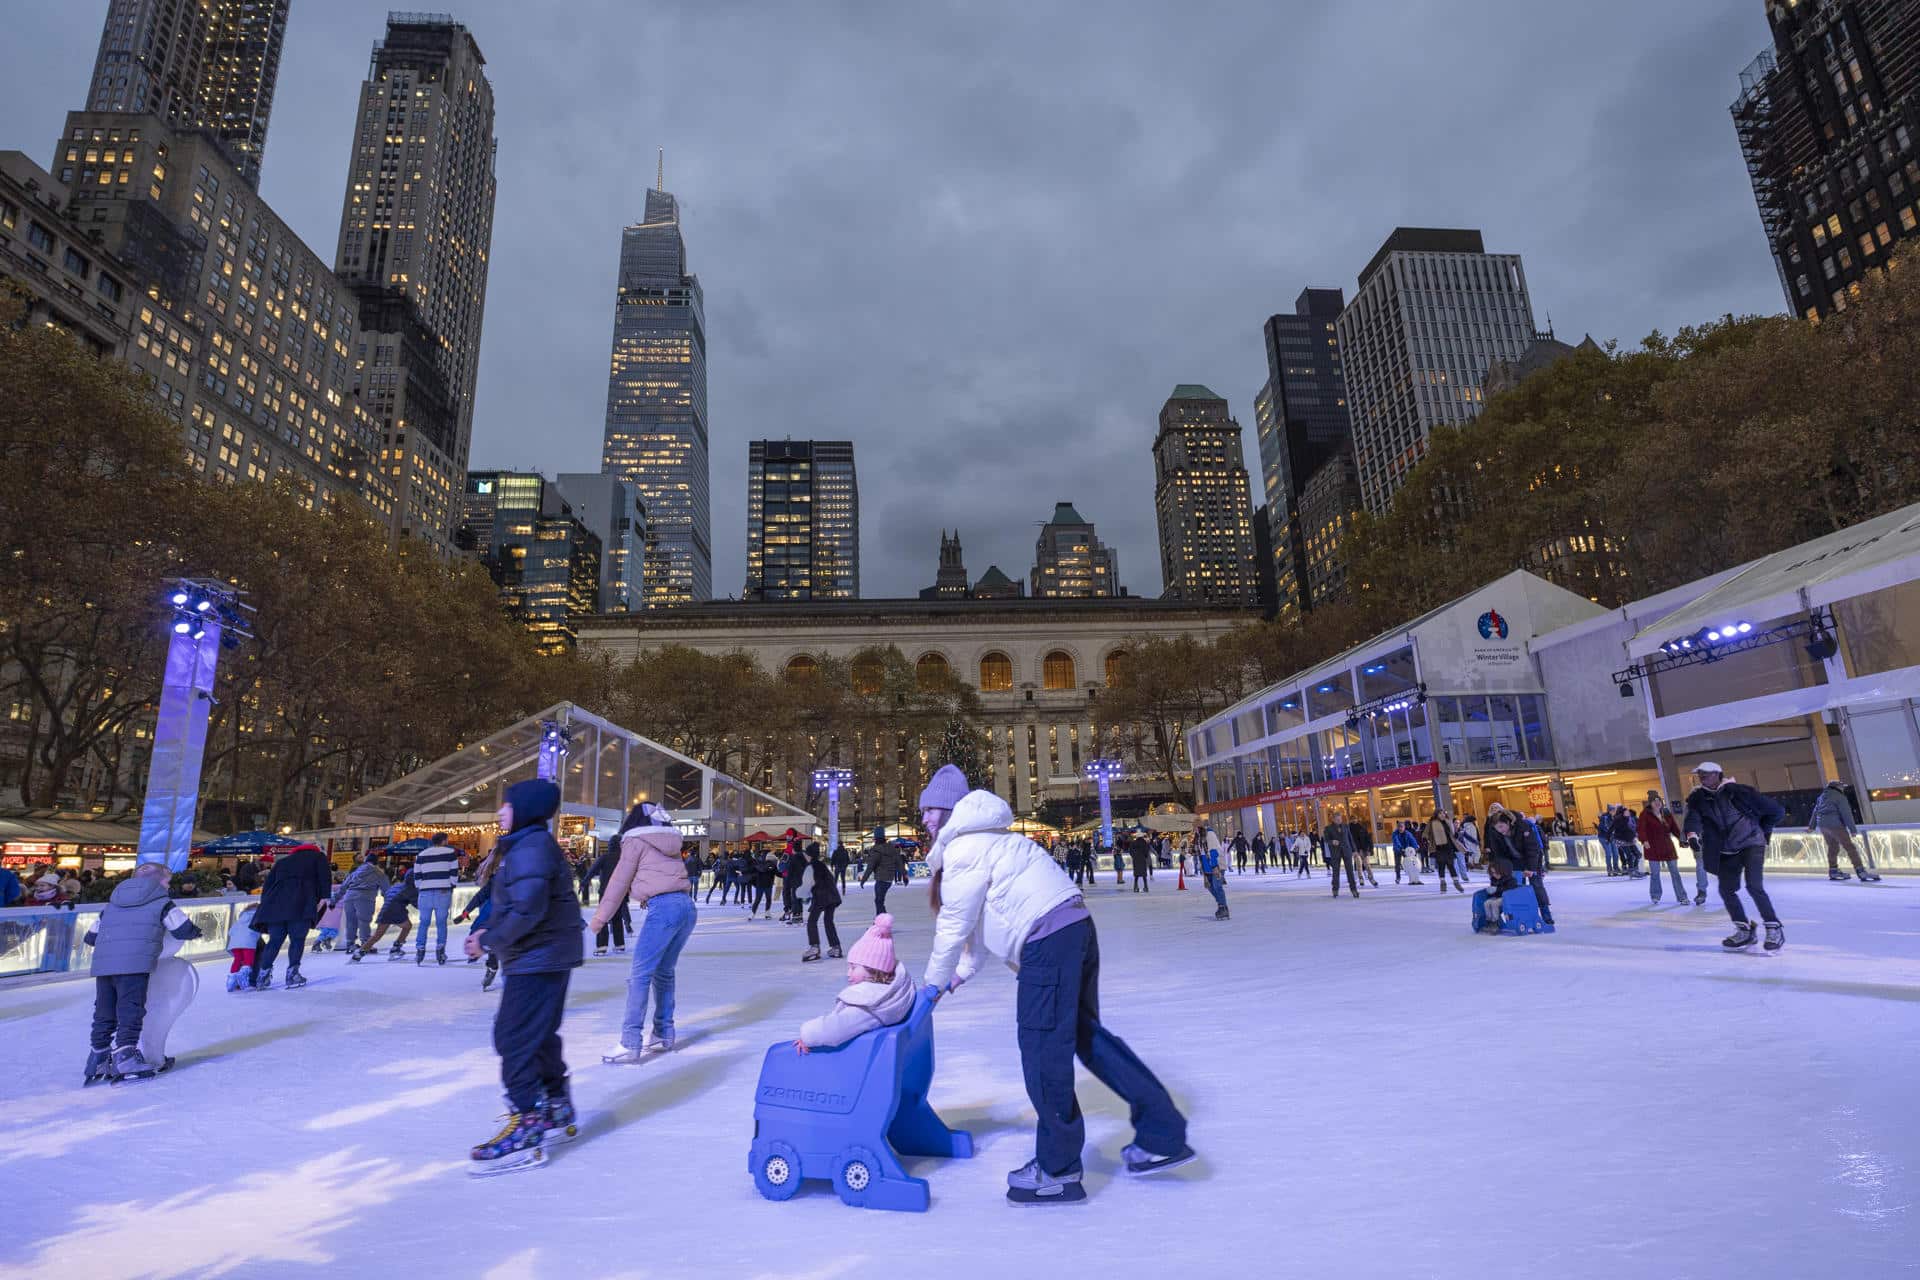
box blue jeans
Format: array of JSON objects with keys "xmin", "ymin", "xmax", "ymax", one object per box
[
  {"xmin": 1649, "ymin": 860, "xmax": 1686, "ymax": 901},
  {"xmin": 621, "ymin": 891, "xmax": 696, "ymax": 1050},
  {"xmin": 416, "ymin": 889, "xmax": 453, "ymax": 951},
  {"xmin": 1205, "ymin": 872, "xmax": 1227, "ymax": 909},
  {"xmin": 1600, "ymin": 839, "xmax": 1618, "ymax": 874},
  {"xmin": 1693, "ymin": 852, "xmax": 1709, "ymax": 895}
]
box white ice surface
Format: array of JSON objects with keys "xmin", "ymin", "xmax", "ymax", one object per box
[{"xmin": 1, "ymin": 869, "xmax": 1915, "ymax": 1280}]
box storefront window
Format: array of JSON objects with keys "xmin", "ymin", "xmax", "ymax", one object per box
[
  {"xmin": 1487, "ymin": 695, "xmax": 1524, "ymax": 767},
  {"xmin": 1265, "ymin": 692, "xmax": 1304, "ymax": 735},
  {"xmin": 1846, "ymin": 704, "xmax": 1920, "ymax": 800},
  {"xmin": 1519, "ymin": 694, "xmax": 1552, "ymax": 763},
  {"xmin": 1835, "ymin": 581, "xmax": 1920, "ymax": 677},
  {"xmin": 1435, "ymin": 695, "xmax": 1468, "ymax": 769},
  {"xmin": 1306, "ymin": 675, "xmax": 1356, "ymax": 721},
  {"xmin": 1357, "ymin": 646, "xmax": 1417, "ymax": 701}
]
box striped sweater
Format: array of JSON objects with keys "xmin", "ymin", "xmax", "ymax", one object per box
[{"xmin": 412, "ymin": 844, "xmax": 462, "ymax": 892}]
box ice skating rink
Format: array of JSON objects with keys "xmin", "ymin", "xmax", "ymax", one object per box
[{"xmin": 0, "ymin": 869, "xmax": 1914, "ymax": 1280}]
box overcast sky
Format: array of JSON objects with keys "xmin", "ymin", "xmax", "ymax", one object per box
[{"xmin": 3, "ymin": 1, "xmax": 1785, "ymax": 598}]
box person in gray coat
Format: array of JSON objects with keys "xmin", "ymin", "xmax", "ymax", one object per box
[
  {"xmin": 1810, "ymin": 781, "xmax": 1881, "ymax": 882},
  {"xmin": 83, "ymin": 863, "xmax": 203, "ymax": 1083},
  {"xmin": 338, "ymin": 850, "xmax": 389, "ymax": 956}
]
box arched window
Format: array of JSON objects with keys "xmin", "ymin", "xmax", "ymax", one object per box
[
  {"xmin": 1042, "ymin": 650, "xmax": 1076, "ymax": 691},
  {"xmin": 784, "ymin": 654, "xmax": 818, "ymax": 682},
  {"xmin": 1105, "ymin": 649, "xmax": 1130, "ymax": 687},
  {"xmin": 915, "ymin": 652, "xmax": 951, "ymax": 690},
  {"xmin": 979, "ymin": 651, "xmax": 1013, "ymax": 692},
  {"xmin": 850, "ymin": 653, "xmax": 883, "ymax": 695}
]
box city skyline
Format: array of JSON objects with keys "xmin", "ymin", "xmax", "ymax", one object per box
[{"xmin": 1, "ymin": 1, "xmax": 1788, "ymax": 597}]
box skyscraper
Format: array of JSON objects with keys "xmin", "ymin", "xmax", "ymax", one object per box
[
  {"xmin": 744, "ymin": 440, "xmax": 858, "ymax": 601},
  {"xmin": 602, "ymin": 177, "xmax": 711, "ymax": 606},
  {"xmin": 556, "ymin": 472, "xmax": 647, "ymax": 613},
  {"xmin": 334, "ymin": 13, "xmax": 498, "ymax": 554},
  {"xmin": 1732, "ymin": 2, "xmax": 1920, "ymax": 319},
  {"xmin": 1257, "ymin": 287, "xmax": 1353, "ymax": 616},
  {"xmin": 919, "ymin": 530, "xmax": 971, "ymax": 599},
  {"xmin": 1030, "ymin": 502, "xmax": 1118, "ymax": 598},
  {"xmin": 460, "ymin": 471, "xmax": 602, "ymax": 653},
  {"xmin": 1152, "ymin": 386, "xmax": 1259, "ymax": 605},
  {"xmin": 83, "ymin": 0, "xmax": 290, "ymax": 186},
  {"xmin": 1335, "ymin": 228, "xmax": 1537, "ymax": 514}
]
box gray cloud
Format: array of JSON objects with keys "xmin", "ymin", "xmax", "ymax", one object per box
[{"xmin": 1, "ymin": 0, "xmax": 1783, "ymax": 598}]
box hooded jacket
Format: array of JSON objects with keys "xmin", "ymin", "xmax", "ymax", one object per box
[
  {"xmin": 1683, "ymin": 781, "xmax": 1782, "ymax": 858},
  {"xmin": 252, "ymin": 845, "xmax": 331, "ymax": 927},
  {"xmin": 597, "ymin": 822, "xmax": 690, "ymax": 916},
  {"xmin": 482, "ymin": 779, "xmax": 585, "ymax": 975},
  {"xmin": 798, "ymin": 964, "xmax": 916, "ymax": 1049},
  {"xmin": 1809, "ymin": 784, "xmax": 1859, "ymax": 833},
  {"xmin": 922, "ymin": 790, "xmax": 1081, "ymax": 992},
  {"xmin": 341, "ymin": 860, "xmax": 390, "ymax": 898},
  {"xmin": 86, "ymin": 871, "xmax": 202, "ymax": 976}
]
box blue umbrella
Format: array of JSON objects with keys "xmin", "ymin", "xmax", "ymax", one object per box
[{"xmin": 201, "ymin": 830, "xmax": 299, "ymax": 855}]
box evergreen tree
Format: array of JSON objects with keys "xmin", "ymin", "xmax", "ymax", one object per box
[{"xmin": 939, "ymin": 715, "xmax": 988, "ymax": 788}]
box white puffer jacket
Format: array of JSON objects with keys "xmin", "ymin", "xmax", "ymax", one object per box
[{"xmin": 923, "ymin": 790, "xmax": 1082, "ymax": 992}]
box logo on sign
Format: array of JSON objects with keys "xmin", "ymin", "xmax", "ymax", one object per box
[{"xmin": 1477, "ymin": 609, "xmax": 1509, "ymax": 641}]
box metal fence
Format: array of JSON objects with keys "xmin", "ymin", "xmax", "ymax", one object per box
[{"xmin": 0, "ymin": 887, "xmax": 482, "ymax": 983}]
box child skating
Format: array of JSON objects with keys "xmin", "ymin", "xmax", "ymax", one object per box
[
  {"xmin": 83, "ymin": 863, "xmax": 204, "ymax": 1084},
  {"xmin": 225, "ymin": 901, "xmax": 260, "ymax": 992},
  {"xmin": 466, "ymin": 779, "xmax": 585, "ymax": 1175},
  {"xmin": 792, "ymin": 914, "xmax": 913, "ymax": 1052}
]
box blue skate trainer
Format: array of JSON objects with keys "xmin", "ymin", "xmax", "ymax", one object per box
[{"xmin": 749, "ymin": 985, "xmax": 972, "ymax": 1211}]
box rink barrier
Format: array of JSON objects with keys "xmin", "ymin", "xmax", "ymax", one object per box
[
  {"xmin": 1548, "ymin": 826, "xmax": 1919, "ymax": 873},
  {"xmin": 0, "ymin": 886, "xmax": 481, "ymax": 983}
]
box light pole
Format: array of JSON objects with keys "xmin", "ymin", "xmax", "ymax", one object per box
[
  {"xmin": 137, "ymin": 579, "xmax": 253, "ymax": 871},
  {"xmin": 1084, "ymin": 758, "xmax": 1123, "ymax": 853},
  {"xmin": 537, "ymin": 718, "xmax": 571, "ymax": 784},
  {"xmin": 811, "ymin": 765, "xmax": 853, "ymax": 853}
]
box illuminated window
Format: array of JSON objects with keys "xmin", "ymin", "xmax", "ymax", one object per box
[
  {"xmin": 850, "ymin": 652, "xmax": 883, "ymax": 695},
  {"xmin": 979, "ymin": 652, "xmax": 1013, "ymax": 691},
  {"xmin": 1105, "ymin": 650, "xmax": 1130, "ymax": 687},
  {"xmin": 1043, "ymin": 650, "xmax": 1076, "ymax": 691},
  {"xmin": 785, "ymin": 654, "xmax": 817, "ymax": 682},
  {"xmin": 915, "ymin": 652, "xmax": 951, "ymax": 690}
]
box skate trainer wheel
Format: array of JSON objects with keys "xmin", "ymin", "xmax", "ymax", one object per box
[
  {"xmin": 834, "ymin": 1145, "xmax": 881, "ymax": 1207},
  {"xmin": 755, "ymin": 1140, "xmax": 803, "ymax": 1201}
]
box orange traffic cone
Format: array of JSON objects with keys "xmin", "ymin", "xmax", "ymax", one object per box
[{"xmin": 1177, "ymin": 863, "xmax": 1187, "ymax": 891}]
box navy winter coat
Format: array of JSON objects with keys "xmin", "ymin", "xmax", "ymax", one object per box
[
  {"xmin": 481, "ymin": 779, "xmax": 584, "ymax": 976},
  {"xmin": 252, "ymin": 846, "xmax": 331, "ymax": 927}
]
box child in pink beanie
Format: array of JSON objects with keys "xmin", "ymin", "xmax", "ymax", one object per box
[{"xmin": 794, "ymin": 914, "xmax": 916, "ymax": 1052}]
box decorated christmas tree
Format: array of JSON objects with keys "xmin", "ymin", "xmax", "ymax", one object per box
[{"xmin": 939, "ymin": 715, "xmax": 988, "ymax": 788}]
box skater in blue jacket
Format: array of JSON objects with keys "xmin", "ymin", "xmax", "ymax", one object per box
[{"xmin": 465, "ymin": 779, "xmax": 585, "ymax": 1175}]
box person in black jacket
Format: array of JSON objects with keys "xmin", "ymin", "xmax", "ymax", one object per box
[
  {"xmin": 800, "ymin": 843, "xmax": 842, "ymax": 962},
  {"xmin": 466, "ymin": 778, "xmax": 584, "ymax": 1173},
  {"xmin": 830, "ymin": 842, "xmax": 851, "ymax": 892},
  {"xmin": 587, "ymin": 844, "xmax": 629, "ymax": 955},
  {"xmin": 750, "ymin": 853, "xmax": 778, "ymax": 918},
  {"xmin": 1683, "ymin": 762, "xmax": 1787, "ymax": 951},
  {"xmin": 251, "ymin": 843, "xmax": 331, "ymax": 989},
  {"xmin": 1129, "ymin": 834, "xmax": 1153, "ymax": 892},
  {"xmin": 1479, "ymin": 805, "xmax": 1554, "ymax": 930}
]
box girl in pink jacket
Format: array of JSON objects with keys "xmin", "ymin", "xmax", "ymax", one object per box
[{"xmin": 793, "ymin": 914, "xmax": 914, "ymax": 1052}]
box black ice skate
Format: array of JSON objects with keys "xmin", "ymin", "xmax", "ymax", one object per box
[
  {"xmin": 416, "ymin": 949, "xmax": 426, "ymax": 965},
  {"xmin": 83, "ymin": 1048, "xmax": 114, "ymax": 1086},
  {"xmin": 436, "ymin": 948, "xmax": 447, "ymax": 965},
  {"xmin": 1122, "ymin": 1143, "xmax": 1198, "ymax": 1177},
  {"xmin": 1861, "ymin": 870, "xmax": 1884, "ymax": 882},
  {"xmin": 1829, "ymin": 868, "xmax": 1851, "ymax": 881},
  {"xmin": 284, "ymin": 968, "xmax": 308, "ymax": 989},
  {"xmin": 468, "ymin": 1109, "xmax": 550, "ymax": 1176},
  {"xmin": 1763, "ymin": 921, "xmax": 1786, "ymax": 952},
  {"xmin": 254, "ymin": 966, "xmax": 274, "ymax": 990},
  {"xmin": 539, "ymin": 1085, "xmax": 579, "ymax": 1147},
  {"xmin": 1694, "ymin": 890, "xmax": 1707, "ymax": 905},
  {"xmin": 801, "ymin": 947, "xmax": 822, "ymax": 962},
  {"xmin": 347, "ymin": 947, "xmax": 366, "ymax": 963},
  {"xmin": 483, "ymin": 956, "xmax": 499, "ymax": 992},
  {"xmin": 1722, "ymin": 921, "xmax": 1759, "ymax": 950},
  {"xmin": 827, "ymin": 946, "xmax": 844, "ymax": 959}
]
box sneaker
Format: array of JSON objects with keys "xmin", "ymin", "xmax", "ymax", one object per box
[
  {"xmin": 284, "ymin": 969, "xmax": 308, "ymax": 989},
  {"xmin": 602, "ymin": 1043, "xmax": 647, "ymax": 1064},
  {"xmin": 1122, "ymin": 1143, "xmax": 1197, "ymax": 1176},
  {"xmin": 801, "ymin": 947, "xmax": 822, "ymax": 962},
  {"xmin": 1829, "ymin": 869, "xmax": 1851, "ymax": 881},
  {"xmin": 1722, "ymin": 921, "xmax": 1759, "ymax": 950},
  {"xmin": 1763, "ymin": 921, "xmax": 1785, "ymax": 952},
  {"xmin": 1006, "ymin": 1157, "xmax": 1083, "ymax": 1192}
]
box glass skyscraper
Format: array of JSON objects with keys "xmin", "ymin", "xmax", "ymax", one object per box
[
  {"xmin": 745, "ymin": 440, "xmax": 858, "ymax": 600},
  {"xmin": 601, "ymin": 186, "xmax": 710, "ymax": 606}
]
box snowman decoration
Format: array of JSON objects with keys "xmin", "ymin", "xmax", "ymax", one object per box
[{"xmin": 138, "ymin": 900, "xmax": 201, "ymax": 1073}]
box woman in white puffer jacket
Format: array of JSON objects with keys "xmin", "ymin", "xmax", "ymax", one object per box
[{"xmin": 918, "ymin": 765, "xmax": 1195, "ymax": 1204}]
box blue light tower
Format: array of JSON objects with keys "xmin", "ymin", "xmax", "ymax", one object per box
[
  {"xmin": 1083, "ymin": 758, "xmax": 1123, "ymax": 852},
  {"xmin": 537, "ymin": 719, "xmax": 572, "ymax": 784},
  {"xmin": 137, "ymin": 579, "xmax": 254, "ymax": 871},
  {"xmin": 811, "ymin": 765, "xmax": 853, "ymax": 853}
]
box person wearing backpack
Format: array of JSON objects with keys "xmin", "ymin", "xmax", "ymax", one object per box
[
  {"xmin": 1810, "ymin": 780, "xmax": 1880, "ymax": 882},
  {"xmin": 1682, "ymin": 763, "xmax": 1786, "ymax": 951}
]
